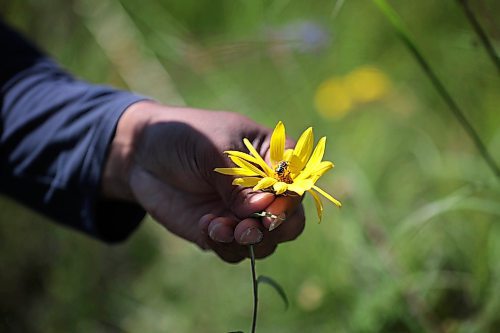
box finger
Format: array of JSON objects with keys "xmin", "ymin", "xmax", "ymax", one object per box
[
  {"xmin": 234, "ymin": 218, "xmax": 264, "ymax": 245},
  {"xmin": 267, "ymin": 204, "xmax": 306, "ymax": 243},
  {"xmin": 199, "ymin": 214, "xmax": 276, "ymax": 262},
  {"xmin": 261, "ymin": 195, "xmax": 302, "ymax": 230},
  {"xmin": 199, "ymin": 219, "xmax": 248, "ymax": 263},
  {"xmin": 228, "ymin": 188, "xmax": 275, "ymax": 219},
  {"xmin": 204, "ymin": 239, "xmax": 247, "ymax": 263},
  {"xmin": 233, "ymin": 218, "xmax": 281, "ymax": 260},
  {"xmin": 207, "ymin": 216, "xmax": 238, "ymax": 243},
  {"xmin": 252, "ymin": 241, "xmax": 277, "ymax": 259},
  {"xmin": 248, "ymin": 206, "xmax": 305, "ymax": 259},
  {"xmin": 210, "ymin": 237, "xmax": 277, "ymax": 261},
  {"xmin": 197, "ymin": 213, "xmax": 217, "ymax": 249}
]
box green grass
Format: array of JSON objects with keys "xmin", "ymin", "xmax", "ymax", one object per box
[{"xmin": 1, "ymin": 0, "xmax": 500, "ymax": 332}]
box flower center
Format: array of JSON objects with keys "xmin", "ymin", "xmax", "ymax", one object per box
[{"xmin": 274, "ymin": 161, "xmax": 293, "ymax": 184}]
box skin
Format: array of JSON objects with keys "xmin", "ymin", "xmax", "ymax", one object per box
[{"xmin": 101, "ymin": 101, "xmax": 305, "ymax": 263}]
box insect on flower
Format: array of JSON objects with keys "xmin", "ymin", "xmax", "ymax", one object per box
[
  {"xmin": 274, "ymin": 160, "xmax": 293, "ymax": 183},
  {"xmin": 215, "ymin": 121, "xmax": 341, "ymax": 222}
]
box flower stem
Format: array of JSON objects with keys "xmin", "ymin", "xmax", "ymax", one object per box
[
  {"xmin": 249, "ymin": 245, "xmax": 258, "ymax": 333},
  {"xmin": 456, "ymin": 0, "xmax": 500, "ymax": 74}
]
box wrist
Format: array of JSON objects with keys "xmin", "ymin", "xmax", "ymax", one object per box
[{"xmin": 101, "ymin": 100, "xmax": 157, "ymax": 201}]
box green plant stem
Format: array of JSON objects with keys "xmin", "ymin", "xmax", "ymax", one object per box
[
  {"xmin": 249, "ymin": 245, "xmax": 258, "ymax": 333},
  {"xmin": 401, "ymin": 33, "xmax": 500, "ymax": 179},
  {"xmin": 457, "ymin": 0, "xmax": 500, "ymax": 74},
  {"xmin": 373, "ymin": 0, "xmax": 500, "ymax": 180}
]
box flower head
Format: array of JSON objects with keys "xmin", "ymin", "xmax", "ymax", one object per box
[{"xmin": 215, "ymin": 121, "xmax": 341, "ymax": 221}]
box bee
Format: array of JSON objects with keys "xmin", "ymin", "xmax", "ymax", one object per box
[
  {"xmin": 274, "ymin": 161, "xmax": 292, "ymax": 183},
  {"xmin": 275, "ymin": 161, "xmax": 289, "ymax": 175}
]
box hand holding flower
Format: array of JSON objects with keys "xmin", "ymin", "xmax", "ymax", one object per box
[{"xmin": 102, "ymin": 101, "xmax": 306, "ymax": 262}]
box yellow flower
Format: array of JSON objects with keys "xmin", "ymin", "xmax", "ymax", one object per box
[
  {"xmin": 314, "ymin": 78, "xmax": 353, "ymax": 119},
  {"xmin": 344, "ymin": 66, "xmax": 391, "ymax": 104},
  {"xmin": 214, "ymin": 121, "xmax": 341, "ymax": 222},
  {"xmin": 314, "ymin": 66, "xmax": 391, "ymax": 119}
]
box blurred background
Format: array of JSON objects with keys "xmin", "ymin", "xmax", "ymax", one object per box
[{"xmin": 1, "ymin": 0, "xmax": 500, "ymax": 332}]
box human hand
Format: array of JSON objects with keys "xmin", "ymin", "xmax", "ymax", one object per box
[{"xmin": 102, "ymin": 101, "xmax": 305, "ymax": 262}]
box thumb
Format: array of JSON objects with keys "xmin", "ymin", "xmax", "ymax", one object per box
[
  {"xmin": 218, "ymin": 180, "xmax": 275, "ymax": 219},
  {"xmin": 210, "ymin": 145, "xmax": 275, "ymax": 219}
]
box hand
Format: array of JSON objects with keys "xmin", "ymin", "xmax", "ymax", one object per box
[{"xmin": 102, "ymin": 101, "xmax": 305, "ymax": 262}]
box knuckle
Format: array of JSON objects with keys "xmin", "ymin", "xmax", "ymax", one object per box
[
  {"xmin": 253, "ymin": 244, "xmax": 277, "ymax": 259},
  {"xmin": 222, "ymin": 253, "xmax": 245, "ymax": 264}
]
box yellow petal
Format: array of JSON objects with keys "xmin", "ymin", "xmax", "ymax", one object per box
[
  {"xmin": 293, "ymin": 127, "xmax": 313, "ymax": 170},
  {"xmin": 308, "ymin": 189, "xmax": 323, "ymax": 223},
  {"xmin": 273, "ymin": 181, "xmax": 288, "ymax": 195},
  {"xmin": 283, "ymin": 149, "xmax": 294, "ymax": 161},
  {"xmin": 305, "ymin": 137, "xmax": 326, "ymax": 170},
  {"xmin": 243, "ymin": 138, "xmax": 274, "ymax": 175},
  {"xmin": 287, "ymin": 179, "xmax": 314, "ymax": 196},
  {"xmin": 311, "ymin": 161, "xmax": 334, "ymax": 177},
  {"xmin": 287, "ymin": 154, "xmax": 303, "ymax": 175},
  {"xmin": 232, "ymin": 177, "xmax": 261, "ymax": 187},
  {"xmin": 253, "ymin": 177, "xmax": 277, "ymax": 191},
  {"xmin": 296, "ymin": 160, "xmax": 333, "ymax": 181},
  {"xmin": 287, "ymin": 184, "xmax": 305, "ymax": 196},
  {"xmin": 270, "ymin": 121, "xmax": 285, "ymax": 165},
  {"xmin": 296, "ymin": 179, "xmax": 315, "ymax": 191},
  {"xmin": 229, "ymin": 156, "xmax": 267, "ymax": 177},
  {"xmin": 225, "ymin": 150, "xmax": 259, "ymax": 165},
  {"xmin": 214, "ymin": 167, "xmax": 260, "ymax": 176},
  {"xmin": 312, "ymin": 185, "xmax": 341, "ymax": 207}
]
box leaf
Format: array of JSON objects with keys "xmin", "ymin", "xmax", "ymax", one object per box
[
  {"xmin": 395, "ymin": 186, "xmax": 473, "ymax": 238},
  {"xmin": 257, "ymin": 275, "xmax": 289, "ymax": 310}
]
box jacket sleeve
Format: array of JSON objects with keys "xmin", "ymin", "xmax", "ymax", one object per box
[{"xmin": 0, "ymin": 20, "xmax": 147, "ymax": 242}]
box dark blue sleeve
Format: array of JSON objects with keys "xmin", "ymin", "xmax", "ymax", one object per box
[{"xmin": 0, "ymin": 20, "xmax": 147, "ymax": 242}]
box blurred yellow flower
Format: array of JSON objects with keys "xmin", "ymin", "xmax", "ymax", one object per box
[
  {"xmin": 345, "ymin": 66, "xmax": 391, "ymax": 104},
  {"xmin": 215, "ymin": 121, "xmax": 341, "ymax": 222},
  {"xmin": 314, "ymin": 66, "xmax": 391, "ymax": 119},
  {"xmin": 297, "ymin": 280, "xmax": 325, "ymax": 311},
  {"xmin": 314, "ymin": 78, "xmax": 353, "ymax": 119}
]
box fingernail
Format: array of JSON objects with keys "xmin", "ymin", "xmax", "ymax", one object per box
[
  {"xmin": 199, "ymin": 214, "xmax": 216, "ymax": 231},
  {"xmin": 239, "ymin": 228, "xmax": 263, "ymax": 245},
  {"xmin": 268, "ymin": 213, "xmax": 286, "ymax": 231},
  {"xmin": 209, "ymin": 224, "xmax": 234, "ymax": 243},
  {"xmin": 248, "ymin": 192, "xmax": 272, "ymax": 204}
]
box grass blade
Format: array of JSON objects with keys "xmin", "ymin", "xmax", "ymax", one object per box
[
  {"xmin": 456, "ymin": 0, "xmax": 500, "ymax": 74},
  {"xmin": 372, "ymin": 0, "xmax": 500, "ymax": 180},
  {"xmin": 257, "ymin": 275, "xmax": 289, "ymax": 310}
]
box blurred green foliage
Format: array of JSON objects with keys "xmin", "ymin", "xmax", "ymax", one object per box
[{"xmin": 1, "ymin": 0, "xmax": 500, "ymax": 332}]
